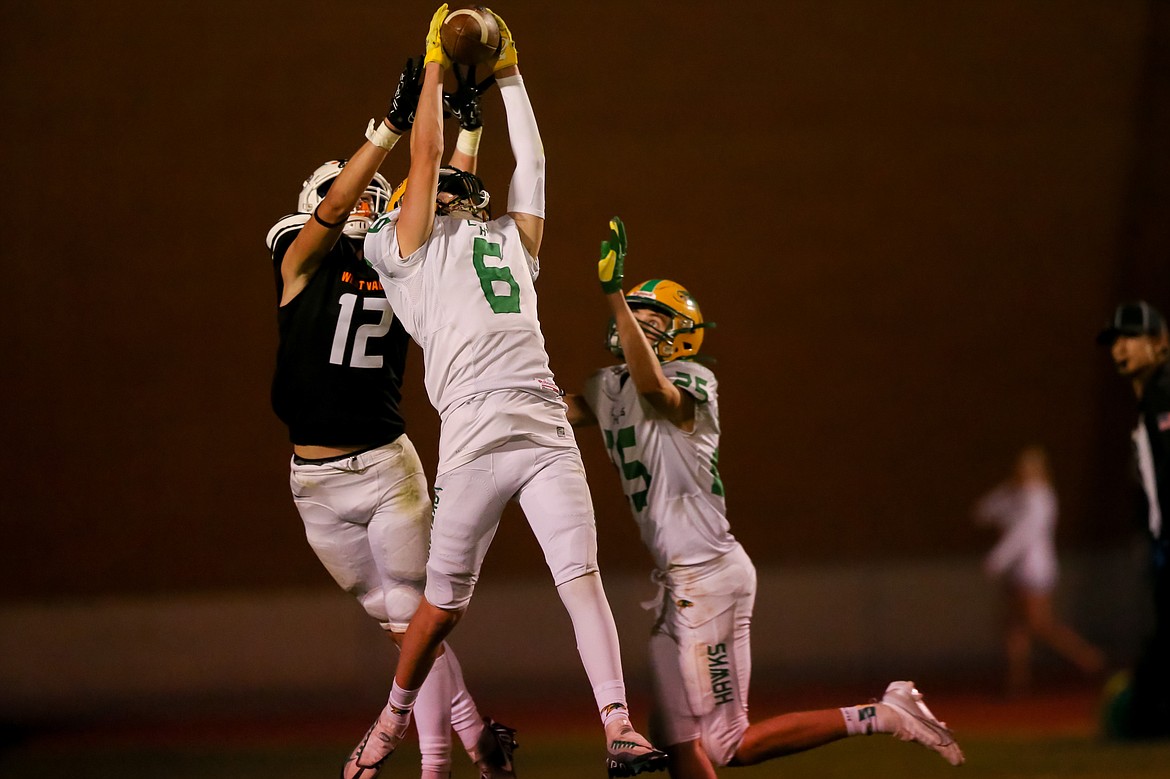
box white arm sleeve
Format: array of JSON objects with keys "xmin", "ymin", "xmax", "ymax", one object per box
[{"xmin": 498, "ymin": 74, "xmax": 545, "ymax": 218}]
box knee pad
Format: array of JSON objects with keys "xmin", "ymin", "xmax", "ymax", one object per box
[
  {"xmin": 356, "ymin": 586, "xmax": 390, "ymax": 624},
  {"xmin": 383, "ymin": 581, "xmax": 424, "ymax": 630},
  {"xmin": 425, "ymin": 561, "xmax": 477, "ymax": 612}
]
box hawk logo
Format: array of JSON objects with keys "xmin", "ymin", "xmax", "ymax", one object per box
[{"xmin": 609, "ymin": 406, "xmax": 627, "ymax": 428}]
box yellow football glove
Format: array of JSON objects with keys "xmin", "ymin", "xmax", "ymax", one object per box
[
  {"xmin": 424, "ymin": 3, "xmax": 451, "ymax": 68},
  {"xmin": 598, "ymin": 216, "xmax": 627, "ymax": 294},
  {"xmin": 484, "ymin": 7, "xmax": 517, "ymax": 72}
]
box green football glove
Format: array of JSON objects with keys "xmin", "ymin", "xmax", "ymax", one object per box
[
  {"xmin": 598, "ymin": 216, "xmax": 627, "ymax": 294},
  {"xmin": 484, "ymin": 7, "xmax": 517, "ymax": 72},
  {"xmin": 424, "ymin": 3, "xmax": 451, "ymax": 68}
]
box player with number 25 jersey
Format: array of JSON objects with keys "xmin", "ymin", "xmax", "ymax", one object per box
[
  {"xmin": 583, "ymin": 358, "xmax": 736, "ymax": 569},
  {"xmin": 567, "ymin": 218, "xmax": 964, "ymax": 777}
]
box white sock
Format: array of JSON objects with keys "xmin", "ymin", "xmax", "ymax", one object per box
[
  {"xmin": 840, "ymin": 703, "xmax": 896, "ymax": 736},
  {"xmin": 597, "ymin": 683, "xmax": 631, "ymax": 728},
  {"xmin": 415, "ymin": 651, "xmax": 453, "ymax": 776},
  {"xmin": 442, "ymin": 645, "xmax": 487, "ymax": 756},
  {"xmin": 388, "ymin": 680, "xmax": 420, "ymax": 721},
  {"xmin": 555, "ymin": 574, "xmax": 629, "ymax": 721}
]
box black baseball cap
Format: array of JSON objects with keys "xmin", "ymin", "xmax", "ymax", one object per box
[{"xmin": 1096, "ymin": 300, "xmax": 1167, "ymax": 345}]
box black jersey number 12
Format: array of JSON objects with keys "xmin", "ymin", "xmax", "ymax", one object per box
[{"xmin": 330, "ymin": 293, "xmax": 393, "ymax": 368}]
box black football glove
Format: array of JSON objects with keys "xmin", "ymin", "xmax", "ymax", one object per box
[
  {"xmin": 386, "ymin": 56, "xmax": 424, "ymax": 132},
  {"xmin": 443, "ymin": 63, "xmax": 496, "ymax": 131}
]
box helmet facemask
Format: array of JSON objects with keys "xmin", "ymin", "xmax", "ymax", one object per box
[
  {"xmin": 297, "ymin": 160, "xmax": 391, "ymax": 239},
  {"xmin": 435, "ymin": 166, "xmax": 490, "ymax": 220},
  {"xmin": 606, "ymin": 279, "xmax": 710, "ymax": 363},
  {"xmin": 339, "ymin": 182, "xmax": 390, "ymax": 238},
  {"xmin": 607, "ymin": 303, "xmax": 700, "ymax": 362},
  {"xmin": 389, "ymin": 167, "xmax": 491, "ymax": 220}
]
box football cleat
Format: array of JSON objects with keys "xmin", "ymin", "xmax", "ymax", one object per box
[
  {"xmin": 474, "ymin": 716, "xmax": 519, "ymax": 778},
  {"xmin": 604, "ymin": 722, "xmax": 669, "ymax": 777},
  {"xmin": 341, "ymin": 705, "xmax": 409, "ymax": 779},
  {"xmin": 880, "ymin": 681, "xmax": 964, "ymax": 766}
]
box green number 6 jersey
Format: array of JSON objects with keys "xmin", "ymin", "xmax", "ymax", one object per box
[{"xmin": 364, "ymin": 210, "xmax": 573, "ymax": 476}]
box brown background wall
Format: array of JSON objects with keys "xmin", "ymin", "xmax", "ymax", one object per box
[{"xmin": 1, "ymin": 0, "xmax": 1167, "ymax": 600}]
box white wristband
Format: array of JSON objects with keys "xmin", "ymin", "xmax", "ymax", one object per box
[
  {"xmin": 456, "ymin": 127, "xmax": 483, "ymax": 157},
  {"xmin": 365, "ymin": 118, "xmax": 402, "ymax": 151}
]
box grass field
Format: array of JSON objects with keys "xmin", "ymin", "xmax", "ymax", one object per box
[
  {"xmin": 3, "ymin": 685, "xmax": 1169, "ymax": 778},
  {"xmin": 2, "ymin": 733, "xmax": 1169, "ymax": 779}
]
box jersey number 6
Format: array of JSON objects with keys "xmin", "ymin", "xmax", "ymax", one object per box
[{"xmin": 472, "ymin": 237, "xmax": 521, "ymax": 314}]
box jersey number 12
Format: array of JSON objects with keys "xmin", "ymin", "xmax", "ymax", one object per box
[{"xmin": 330, "ymin": 293, "xmax": 392, "ymax": 368}]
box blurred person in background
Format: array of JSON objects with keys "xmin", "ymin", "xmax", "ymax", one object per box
[
  {"xmin": 1097, "ymin": 300, "xmax": 1170, "ymax": 739},
  {"xmin": 973, "ymin": 445, "xmax": 1105, "ymax": 696}
]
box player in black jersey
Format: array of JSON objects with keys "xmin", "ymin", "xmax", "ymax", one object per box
[{"xmin": 267, "ymin": 57, "xmax": 515, "ymax": 779}]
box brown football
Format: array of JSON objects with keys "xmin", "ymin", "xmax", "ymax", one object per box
[{"xmin": 440, "ymin": 7, "xmax": 502, "ymax": 66}]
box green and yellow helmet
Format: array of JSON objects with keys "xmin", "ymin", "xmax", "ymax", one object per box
[
  {"xmin": 608, "ymin": 278, "xmax": 710, "ymax": 362},
  {"xmin": 389, "ymin": 167, "xmax": 490, "ymax": 218}
]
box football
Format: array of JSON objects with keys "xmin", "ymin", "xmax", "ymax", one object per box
[{"xmin": 440, "ymin": 6, "xmax": 502, "ymax": 67}]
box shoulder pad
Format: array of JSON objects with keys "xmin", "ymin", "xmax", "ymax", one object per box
[
  {"xmin": 266, "ymin": 212, "xmax": 311, "ymax": 252},
  {"xmin": 664, "ymin": 360, "xmax": 717, "ymax": 400},
  {"xmin": 665, "ymin": 360, "xmax": 715, "ymax": 379}
]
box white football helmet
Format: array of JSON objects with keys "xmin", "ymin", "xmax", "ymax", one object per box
[{"xmin": 297, "ymin": 160, "xmax": 392, "ymax": 239}]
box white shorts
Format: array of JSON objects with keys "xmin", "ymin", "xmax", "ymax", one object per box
[
  {"xmin": 425, "ymin": 440, "xmax": 599, "ymax": 610},
  {"xmin": 438, "ymin": 389, "xmax": 577, "ymax": 476},
  {"xmin": 648, "ymin": 544, "xmax": 755, "ymax": 767},
  {"xmin": 289, "ymin": 435, "xmax": 432, "ymax": 631},
  {"xmin": 1007, "ymin": 549, "xmax": 1058, "ymax": 593}
]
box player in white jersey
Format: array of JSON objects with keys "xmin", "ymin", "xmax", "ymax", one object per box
[
  {"xmin": 271, "ymin": 56, "xmax": 517, "ymax": 779},
  {"xmin": 352, "ymin": 7, "xmax": 668, "ymax": 778},
  {"xmin": 564, "ymin": 217, "xmax": 965, "ymax": 778}
]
